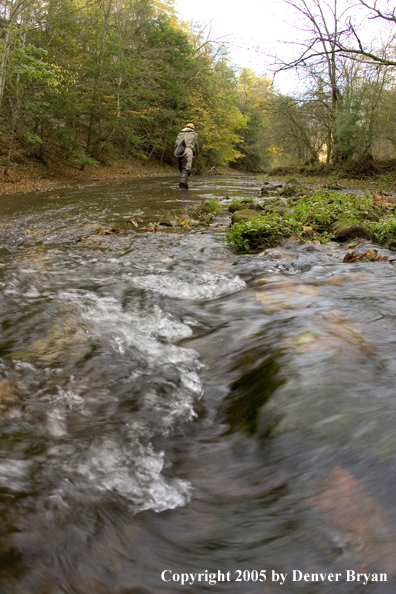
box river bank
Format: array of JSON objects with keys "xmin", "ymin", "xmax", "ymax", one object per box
[
  {"xmin": 263, "ymin": 170, "xmax": 396, "ymax": 195},
  {"xmin": 0, "ymin": 157, "xmax": 178, "ymax": 196},
  {"xmin": 2, "ymin": 156, "xmax": 395, "ymax": 200}
]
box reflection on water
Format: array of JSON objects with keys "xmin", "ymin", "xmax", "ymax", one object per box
[{"xmin": 0, "ymin": 175, "xmax": 396, "ymax": 593}]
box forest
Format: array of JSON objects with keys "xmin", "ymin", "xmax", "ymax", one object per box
[{"xmin": 1, "ymin": 0, "xmax": 396, "ymax": 178}]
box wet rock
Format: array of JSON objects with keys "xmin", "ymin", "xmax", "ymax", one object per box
[
  {"xmin": 158, "ymin": 213, "xmax": 178, "ymax": 227},
  {"xmin": 361, "ymin": 211, "xmax": 380, "ymax": 222},
  {"xmin": 334, "ymin": 223, "xmax": 374, "ymax": 242},
  {"xmin": 187, "ymin": 201, "xmax": 214, "ymax": 225},
  {"xmin": 243, "ymin": 201, "xmax": 264, "ymax": 211},
  {"xmin": 263, "ymin": 197, "xmax": 289, "ymax": 214},
  {"xmin": 279, "ymin": 178, "xmax": 309, "ymax": 197},
  {"xmin": 302, "ymin": 225, "xmax": 315, "ymax": 238},
  {"xmin": 195, "ymin": 200, "xmax": 211, "ymax": 214},
  {"xmin": 266, "ymin": 205, "xmax": 288, "ymax": 215},
  {"xmin": 231, "ymin": 209, "xmax": 262, "ymax": 224},
  {"xmin": 266, "ymin": 248, "xmax": 298, "ymax": 261},
  {"xmin": 114, "ymin": 217, "xmax": 143, "ymax": 230},
  {"xmin": 260, "ymin": 186, "xmax": 281, "ymax": 196},
  {"xmin": 228, "ymin": 198, "xmax": 263, "ymax": 213}
]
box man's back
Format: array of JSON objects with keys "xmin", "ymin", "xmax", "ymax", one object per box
[{"xmin": 175, "ymin": 128, "xmax": 201, "ymax": 155}]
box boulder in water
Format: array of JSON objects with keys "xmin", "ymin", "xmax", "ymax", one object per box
[{"xmin": 279, "ymin": 178, "xmax": 309, "ymax": 197}]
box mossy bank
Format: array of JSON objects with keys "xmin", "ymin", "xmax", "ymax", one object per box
[{"xmin": 224, "ymin": 184, "xmax": 396, "ymax": 252}]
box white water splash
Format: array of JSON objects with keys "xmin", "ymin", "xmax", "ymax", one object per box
[{"xmin": 129, "ymin": 272, "xmax": 246, "ymax": 300}]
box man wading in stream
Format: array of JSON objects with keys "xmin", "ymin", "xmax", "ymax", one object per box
[{"xmin": 174, "ymin": 123, "xmax": 203, "ymax": 190}]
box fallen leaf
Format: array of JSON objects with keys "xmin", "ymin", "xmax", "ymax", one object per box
[{"xmin": 343, "ymin": 249, "xmax": 387, "ymax": 263}]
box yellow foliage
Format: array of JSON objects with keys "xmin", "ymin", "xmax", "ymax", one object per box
[
  {"xmin": 153, "ymin": 0, "xmax": 178, "ymax": 25},
  {"xmin": 188, "ymin": 91, "xmax": 248, "ymax": 165},
  {"xmin": 268, "ymin": 144, "xmax": 284, "ymax": 156}
]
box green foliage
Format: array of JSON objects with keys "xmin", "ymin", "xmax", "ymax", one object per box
[
  {"xmin": 368, "ymin": 218, "xmax": 396, "ymax": 245},
  {"xmin": 291, "ymin": 190, "xmax": 379, "ymax": 229},
  {"xmin": 27, "ymin": 133, "xmax": 43, "ymax": 145},
  {"xmin": 73, "ymin": 152, "xmax": 99, "ymax": 168},
  {"xmin": 208, "ymin": 198, "xmax": 220, "ymax": 213},
  {"xmin": 226, "ymin": 212, "xmax": 295, "ymax": 251}
]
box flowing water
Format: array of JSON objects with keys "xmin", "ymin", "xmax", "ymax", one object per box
[{"xmin": 0, "ymin": 175, "xmax": 396, "ymax": 594}]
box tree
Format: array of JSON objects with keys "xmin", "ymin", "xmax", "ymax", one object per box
[
  {"xmin": 332, "ymin": 0, "xmax": 396, "ymax": 67},
  {"xmin": 271, "ymin": 0, "xmax": 392, "ymax": 166},
  {"xmin": 0, "ymin": 0, "xmax": 250, "ymax": 172},
  {"xmin": 0, "ymin": 1, "xmax": 49, "ymax": 110},
  {"xmin": 234, "ymin": 68, "xmax": 273, "ymax": 171}
]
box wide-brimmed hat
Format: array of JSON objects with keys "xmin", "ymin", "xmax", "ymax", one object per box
[{"xmin": 186, "ymin": 123, "xmax": 195, "ymax": 129}]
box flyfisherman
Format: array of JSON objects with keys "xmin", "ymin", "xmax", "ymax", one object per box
[{"xmin": 174, "ymin": 123, "xmax": 203, "ymax": 190}]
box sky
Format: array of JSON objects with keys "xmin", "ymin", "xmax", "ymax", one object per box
[
  {"xmin": 173, "ymin": 0, "xmax": 391, "ymax": 94},
  {"xmin": 173, "ymin": 0, "xmax": 313, "ymax": 92}
]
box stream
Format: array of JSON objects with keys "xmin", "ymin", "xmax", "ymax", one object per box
[{"xmin": 0, "ymin": 174, "xmax": 396, "ymax": 593}]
